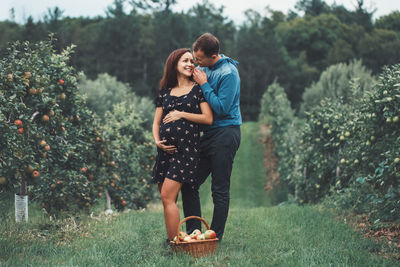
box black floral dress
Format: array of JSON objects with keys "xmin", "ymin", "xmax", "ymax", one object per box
[{"xmin": 151, "ymin": 84, "xmax": 206, "ymax": 187}]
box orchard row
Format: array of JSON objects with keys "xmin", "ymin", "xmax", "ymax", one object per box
[{"xmin": 259, "ymin": 63, "xmax": 400, "ymax": 222}]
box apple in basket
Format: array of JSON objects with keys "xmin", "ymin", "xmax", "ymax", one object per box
[
  {"xmin": 190, "ymin": 229, "xmax": 202, "ymax": 239},
  {"xmin": 196, "ymin": 234, "xmax": 206, "ymax": 240},
  {"xmin": 183, "ymin": 235, "xmax": 193, "ymax": 242},
  {"xmin": 178, "ymin": 231, "xmax": 188, "ymax": 241},
  {"xmin": 204, "ymin": 230, "xmax": 216, "ymax": 239}
]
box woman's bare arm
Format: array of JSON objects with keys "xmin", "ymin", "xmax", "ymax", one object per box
[
  {"xmin": 153, "ymin": 107, "xmax": 176, "ymax": 154},
  {"xmin": 163, "ymin": 102, "xmax": 213, "ymax": 125}
]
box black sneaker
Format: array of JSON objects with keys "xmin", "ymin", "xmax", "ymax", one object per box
[{"xmin": 163, "ymin": 238, "xmax": 171, "ymax": 248}]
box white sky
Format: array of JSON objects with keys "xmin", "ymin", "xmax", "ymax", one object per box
[{"xmin": 1, "ymin": 0, "xmax": 399, "ymax": 25}]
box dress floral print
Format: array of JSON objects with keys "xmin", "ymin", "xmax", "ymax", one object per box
[{"xmin": 151, "ymin": 84, "xmax": 206, "ymax": 187}]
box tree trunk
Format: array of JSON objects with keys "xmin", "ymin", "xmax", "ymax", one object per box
[
  {"xmin": 20, "ymin": 173, "xmax": 27, "ymax": 196},
  {"xmin": 105, "ymin": 189, "xmax": 112, "ymax": 210}
]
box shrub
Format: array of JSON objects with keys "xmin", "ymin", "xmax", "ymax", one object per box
[
  {"xmin": 300, "ymin": 59, "xmax": 375, "ymax": 115},
  {"xmin": 295, "ymin": 99, "xmax": 356, "ymax": 203},
  {"xmin": 337, "ymin": 64, "xmax": 400, "ymax": 221},
  {"xmin": 78, "ymin": 73, "xmax": 154, "ymax": 129},
  {"xmin": 259, "ymin": 82, "xmax": 301, "ymax": 202},
  {"xmin": 102, "ymin": 101, "xmax": 156, "ymax": 210}
]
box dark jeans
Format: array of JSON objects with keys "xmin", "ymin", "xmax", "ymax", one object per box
[{"xmin": 181, "ymin": 125, "xmax": 241, "ymax": 241}]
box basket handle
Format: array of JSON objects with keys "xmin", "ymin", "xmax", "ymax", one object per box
[{"xmin": 175, "ymin": 216, "xmax": 210, "ymax": 244}]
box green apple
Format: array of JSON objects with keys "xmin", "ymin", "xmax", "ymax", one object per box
[{"xmin": 196, "ymin": 234, "xmax": 205, "ymax": 240}]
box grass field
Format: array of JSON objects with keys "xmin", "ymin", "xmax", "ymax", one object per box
[{"xmin": 0, "ymin": 122, "xmax": 397, "ymax": 266}]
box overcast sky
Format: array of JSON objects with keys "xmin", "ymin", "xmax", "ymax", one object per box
[{"xmin": 1, "ymin": 0, "xmax": 399, "ymax": 25}]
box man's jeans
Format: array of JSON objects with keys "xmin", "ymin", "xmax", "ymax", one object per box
[{"xmin": 181, "ymin": 125, "xmax": 241, "ymax": 241}]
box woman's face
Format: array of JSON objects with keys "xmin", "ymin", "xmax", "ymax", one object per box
[{"xmin": 176, "ymin": 52, "xmax": 194, "ymax": 78}]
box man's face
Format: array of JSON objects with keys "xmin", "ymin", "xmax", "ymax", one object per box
[{"xmin": 193, "ymin": 49, "xmax": 215, "ymax": 67}]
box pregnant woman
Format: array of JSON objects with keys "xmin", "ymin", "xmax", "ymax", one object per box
[{"xmin": 151, "ymin": 48, "xmax": 213, "ymax": 243}]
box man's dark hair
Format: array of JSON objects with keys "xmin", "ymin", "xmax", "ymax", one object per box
[{"xmin": 192, "ymin": 33, "xmax": 220, "ymax": 57}]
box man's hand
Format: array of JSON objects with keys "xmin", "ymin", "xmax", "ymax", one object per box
[
  {"xmin": 193, "ymin": 68, "xmax": 208, "ymax": 85},
  {"xmin": 155, "ymin": 140, "xmax": 176, "ymax": 154},
  {"xmin": 163, "ymin": 110, "xmax": 183, "ymax": 124}
]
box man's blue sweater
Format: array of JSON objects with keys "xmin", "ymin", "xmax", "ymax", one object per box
[{"xmin": 199, "ymin": 54, "xmax": 242, "ymax": 130}]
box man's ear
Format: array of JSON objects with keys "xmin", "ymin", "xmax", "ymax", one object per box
[{"xmin": 211, "ymin": 54, "xmax": 217, "ymax": 60}]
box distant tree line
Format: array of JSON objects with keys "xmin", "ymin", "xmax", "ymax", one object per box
[{"xmin": 1, "ymin": 0, "xmax": 399, "ymax": 120}]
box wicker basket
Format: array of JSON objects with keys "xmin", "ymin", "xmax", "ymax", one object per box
[{"xmin": 170, "ymin": 216, "xmax": 218, "ymax": 257}]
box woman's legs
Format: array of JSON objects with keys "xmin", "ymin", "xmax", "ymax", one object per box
[{"xmin": 160, "ymin": 178, "xmax": 182, "ymax": 240}]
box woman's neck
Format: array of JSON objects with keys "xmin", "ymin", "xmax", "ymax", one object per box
[{"xmin": 177, "ymin": 75, "xmax": 193, "ymax": 88}]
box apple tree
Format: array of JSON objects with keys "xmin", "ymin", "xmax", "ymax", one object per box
[{"xmin": 0, "ymin": 38, "xmax": 104, "ymax": 213}]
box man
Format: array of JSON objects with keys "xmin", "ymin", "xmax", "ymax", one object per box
[{"xmin": 181, "ymin": 33, "xmax": 242, "ymax": 241}]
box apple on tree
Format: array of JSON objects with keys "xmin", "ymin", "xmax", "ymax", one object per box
[{"xmin": 14, "ymin": 119, "xmax": 23, "ymax": 127}]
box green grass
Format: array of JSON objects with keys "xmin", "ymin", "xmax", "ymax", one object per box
[{"xmin": 0, "ymin": 122, "xmax": 397, "ymax": 266}]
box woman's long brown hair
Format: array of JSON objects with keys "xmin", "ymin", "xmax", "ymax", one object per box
[{"xmin": 159, "ymin": 48, "xmax": 191, "ymax": 90}]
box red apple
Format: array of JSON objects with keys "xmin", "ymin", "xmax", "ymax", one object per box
[
  {"xmin": 204, "ymin": 230, "xmax": 216, "ymax": 239},
  {"xmin": 32, "ymin": 170, "xmax": 40, "ymax": 178},
  {"xmin": 59, "ymin": 79, "xmax": 65, "ymax": 85},
  {"xmin": 42, "ymin": 115, "xmax": 50, "ymax": 122},
  {"xmin": 178, "ymin": 231, "xmax": 187, "ymax": 241},
  {"xmin": 14, "ymin": 119, "xmax": 23, "ymax": 127}
]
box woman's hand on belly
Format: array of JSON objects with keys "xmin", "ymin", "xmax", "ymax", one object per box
[
  {"xmin": 155, "ymin": 140, "xmax": 177, "ymax": 154},
  {"xmin": 163, "ymin": 110, "xmax": 183, "ymax": 124}
]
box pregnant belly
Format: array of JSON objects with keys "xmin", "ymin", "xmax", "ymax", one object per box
[{"xmin": 159, "ymin": 120, "xmax": 185, "ymax": 146}]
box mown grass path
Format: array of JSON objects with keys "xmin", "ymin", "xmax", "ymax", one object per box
[{"xmin": 0, "ymin": 122, "xmax": 397, "ymax": 266}]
